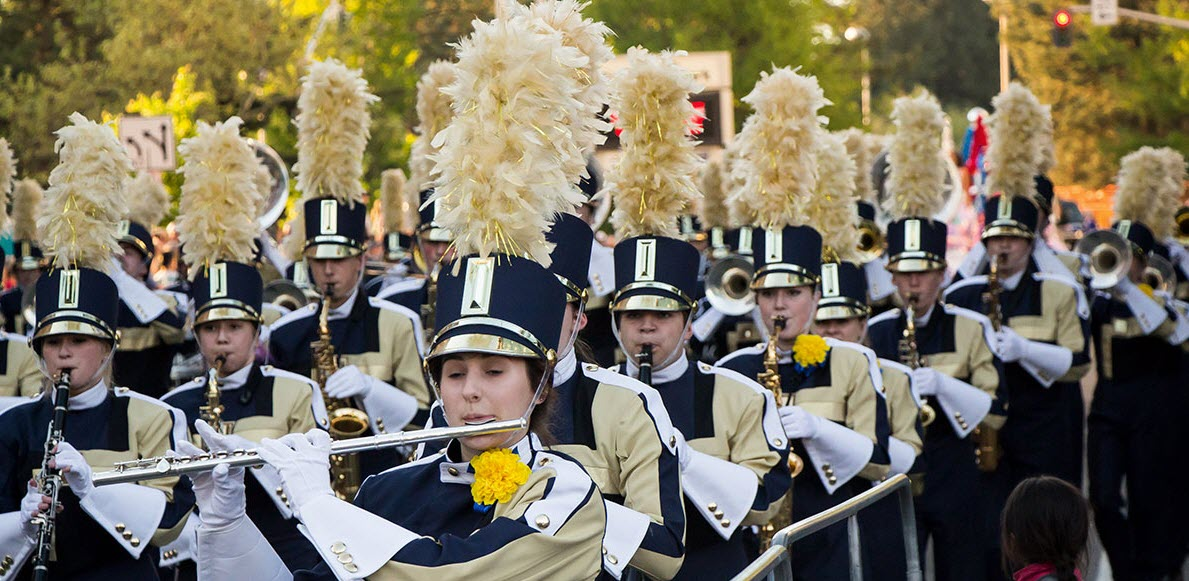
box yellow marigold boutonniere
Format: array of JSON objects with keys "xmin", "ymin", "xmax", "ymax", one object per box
[
  {"xmin": 1137, "ymin": 283, "xmax": 1155, "ymax": 299},
  {"xmin": 792, "ymin": 333, "xmax": 830, "ymax": 374},
  {"xmin": 470, "ymin": 448, "xmax": 531, "ymax": 513}
]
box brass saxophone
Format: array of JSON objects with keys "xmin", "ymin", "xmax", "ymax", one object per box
[
  {"xmin": 312, "ymin": 284, "xmax": 371, "ymax": 500},
  {"xmin": 900, "ymin": 294, "xmax": 936, "ymax": 427},
  {"xmin": 421, "ymin": 266, "xmax": 440, "ymax": 340},
  {"xmin": 972, "ymin": 255, "xmax": 1004, "ymax": 473},
  {"xmin": 198, "ymin": 356, "xmax": 231, "ymax": 443},
  {"xmin": 758, "ymin": 315, "xmax": 804, "ymax": 549}
]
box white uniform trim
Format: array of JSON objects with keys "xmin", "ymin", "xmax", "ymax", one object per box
[
  {"xmin": 824, "ymin": 339, "xmax": 885, "ymax": 400},
  {"xmin": 864, "ymin": 257, "xmax": 897, "ymax": 301},
  {"xmin": 299, "ymin": 494, "xmax": 419, "ymax": 580},
  {"xmin": 680, "ymin": 441, "xmax": 756, "ymax": 540},
  {"xmin": 942, "ymin": 275, "xmax": 989, "ymax": 298},
  {"xmin": 260, "ymin": 365, "xmax": 330, "ymax": 429},
  {"xmin": 0, "ymin": 511, "xmax": 35, "ymax": 580},
  {"xmin": 602, "ymin": 502, "xmax": 651, "ymax": 580},
  {"xmin": 940, "ymin": 304, "xmax": 998, "ymax": 356},
  {"xmin": 1033, "ymin": 272, "xmax": 1089, "ymax": 319},
  {"xmin": 114, "ymin": 388, "xmax": 190, "ymax": 451},
  {"xmin": 374, "ymin": 277, "xmax": 425, "ymax": 302},
  {"xmin": 802, "ymin": 419, "xmax": 875, "ymax": 495},
  {"xmin": 268, "ymin": 303, "xmax": 318, "ymax": 333},
  {"xmin": 158, "ymin": 514, "xmax": 198, "ymax": 566},
  {"xmin": 886, "ymin": 437, "xmax": 917, "ymax": 476},
  {"xmin": 197, "ymin": 516, "xmax": 293, "ymax": 581},
  {"xmin": 691, "ymin": 306, "xmax": 726, "ymax": 342},
  {"xmin": 878, "ymin": 358, "xmax": 923, "ymax": 406},
  {"xmin": 868, "ymin": 308, "xmax": 901, "ymax": 327},
  {"xmin": 713, "ymin": 343, "xmax": 765, "ymax": 368},
  {"xmin": 360, "ymin": 377, "xmax": 418, "ymax": 434},
  {"xmin": 79, "ymin": 482, "xmax": 168, "ymax": 559}
]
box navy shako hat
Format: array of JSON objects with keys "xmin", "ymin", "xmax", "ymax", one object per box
[
  {"xmin": 885, "ymin": 218, "xmax": 948, "ymax": 273},
  {"xmin": 191, "ymin": 261, "xmax": 264, "ymax": 326},
  {"xmin": 546, "ymin": 214, "xmax": 593, "ymax": 303},
  {"xmin": 417, "ymin": 188, "xmax": 452, "ymax": 243},
  {"xmin": 117, "ymin": 220, "xmax": 155, "ymax": 259},
  {"xmin": 857, "ymin": 201, "xmax": 878, "ymax": 223},
  {"xmin": 1112, "ymin": 220, "xmax": 1157, "ymax": 257},
  {"xmin": 1033, "ymin": 175, "xmax": 1055, "ymax": 215},
  {"xmin": 32, "ymin": 267, "xmax": 120, "ymax": 350},
  {"xmin": 815, "ymin": 261, "xmax": 870, "ymax": 321},
  {"xmin": 752, "ymin": 225, "xmax": 822, "ymax": 289},
  {"xmin": 982, "ymin": 195, "xmax": 1039, "ymax": 240},
  {"xmin": 611, "ymin": 236, "xmax": 699, "ymax": 312},
  {"xmin": 302, "ymin": 198, "xmax": 367, "ymax": 259},
  {"xmin": 725, "ymin": 226, "xmax": 756, "ymax": 257},
  {"xmin": 429, "ymin": 255, "xmax": 564, "ymax": 361},
  {"xmin": 13, "ymin": 240, "xmax": 45, "ymax": 271},
  {"xmin": 677, "ymin": 215, "xmax": 707, "ymax": 243},
  {"xmin": 384, "ymin": 232, "xmax": 413, "ymax": 262}
]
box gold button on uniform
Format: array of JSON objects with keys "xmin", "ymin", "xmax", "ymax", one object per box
[
  {"xmin": 122, "ymin": 531, "xmax": 133, "ymax": 540},
  {"xmin": 447, "ymin": 467, "xmax": 459, "ymax": 476},
  {"xmin": 720, "ymin": 519, "xmax": 731, "ymax": 528},
  {"xmin": 331, "ymin": 542, "xmax": 347, "ymax": 555},
  {"xmin": 344, "ymin": 563, "xmax": 359, "ymax": 574},
  {"xmin": 130, "ymin": 538, "xmax": 140, "ymax": 547},
  {"xmin": 669, "ymin": 436, "xmax": 677, "ymax": 447},
  {"xmin": 774, "ymin": 438, "xmax": 784, "ymax": 448},
  {"xmin": 337, "ymin": 554, "xmax": 354, "ymax": 564},
  {"xmin": 607, "ymin": 554, "xmax": 618, "ymax": 565},
  {"xmin": 713, "ymin": 510, "xmax": 724, "ymax": 520},
  {"xmin": 535, "ymin": 514, "xmax": 551, "ymax": 529},
  {"xmin": 115, "ymin": 523, "xmax": 126, "ymax": 533},
  {"xmin": 538, "ymin": 458, "xmax": 551, "ymax": 467},
  {"xmin": 707, "ymin": 502, "xmax": 717, "ymax": 512}
]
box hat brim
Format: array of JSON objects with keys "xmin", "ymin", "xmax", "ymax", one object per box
[
  {"xmin": 610, "ymin": 285, "xmax": 692, "ymax": 312},
  {"xmin": 195, "ymin": 302, "xmax": 262, "ymax": 327},
  {"xmin": 982, "ymin": 222, "xmax": 1035, "ymax": 241},
  {"xmin": 816, "ymin": 300, "xmax": 870, "ymax": 321},
  {"xmin": 752, "ymin": 267, "xmax": 818, "ymax": 290},
  {"xmin": 33, "ymin": 313, "xmax": 117, "ymax": 346},
  {"xmin": 886, "ymin": 254, "xmax": 946, "ymax": 273},
  {"xmin": 428, "ymin": 318, "xmax": 548, "ymax": 361},
  {"xmin": 304, "ymin": 241, "xmax": 364, "ymax": 259}
]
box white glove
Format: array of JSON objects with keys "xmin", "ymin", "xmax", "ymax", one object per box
[
  {"xmin": 778, "ymin": 406, "xmax": 821, "ymax": 440},
  {"xmin": 178, "ymin": 440, "xmax": 246, "ymax": 529},
  {"xmin": 256, "ymin": 431, "xmax": 334, "ymax": 517},
  {"xmin": 671, "ymin": 429, "xmax": 693, "ymax": 471},
  {"xmin": 194, "ymin": 419, "xmax": 255, "ymax": 453},
  {"xmin": 910, "ymin": 368, "xmax": 940, "ymax": 397},
  {"xmin": 20, "ymin": 480, "xmax": 45, "ymax": 541},
  {"xmin": 52, "ymin": 441, "xmax": 93, "ymax": 500},
  {"xmin": 994, "ymin": 327, "xmax": 1028, "ymax": 363},
  {"xmin": 324, "ymin": 364, "xmax": 374, "ymax": 400}
]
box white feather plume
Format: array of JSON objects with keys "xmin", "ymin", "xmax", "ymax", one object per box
[
  {"xmin": 125, "ymin": 172, "xmax": 170, "ymax": 228},
  {"xmin": 408, "ymin": 61, "xmax": 457, "ymax": 198},
  {"xmin": 381, "ymin": 168, "xmax": 407, "ymax": 234},
  {"xmin": 430, "ymin": 13, "xmax": 588, "ymax": 266},
  {"xmin": 176, "ymin": 116, "xmax": 266, "ymax": 274},
  {"xmin": 838, "ymin": 128, "xmax": 876, "ymax": 204},
  {"xmin": 728, "ymin": 67, "xmax": 828, "ymax": 229},
  {"xmin": 12, "ymin": 179, "xmax": 41, "ymax": 242},
  {"xmin": 293, "ymin": 59, "xmax": 378, "ymax": 207},
  {"xmin": 0, "ymin": 139, "xmax": 14, "ymax": 234},
  {"xmin": 40, "ymin": 113, "xmax": 131, "ymax": 271},
  {"xmin": 699, "ymin": 159, "xmax": 729, "ymax": 229},
  {"xmin": 1114, "ymin": 146, "xmax": 1168, "ymax": 230},
  {"xmin": 606, "ymin": 47, "xmax": 703, "ymax": 239},
  {"xmin": 987, "ymin": 83, "xmax": 1045, "ymax": 202},
  {"xmin": 807, "ymin": 131, "xmax": 860, "ymax": 262},
  {"xmin": 883, "ymin": 93, "xmax": 948, "ymax": 219}
]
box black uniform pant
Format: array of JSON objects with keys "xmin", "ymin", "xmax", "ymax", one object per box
[
  {"xmin": 915, "ymin": 429, "xmax": 986, "ymax": 581},
  {"xmin": 1088, "ymin": 380, "xmax": 1177, "ymax": 581}
]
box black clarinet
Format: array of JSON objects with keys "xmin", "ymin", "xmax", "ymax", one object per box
[
  {"xmin": 32, "ymin": 369, "xmax": 72, "ymax": 581},
  {"xmin": 637, "ymin": 344, "xmax": 653, "ymax": 387}
]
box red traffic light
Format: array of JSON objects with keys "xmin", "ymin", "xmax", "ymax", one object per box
[{"xmin": 1054, "ymin": 9, "xmax": 1072, "ymax": 28}]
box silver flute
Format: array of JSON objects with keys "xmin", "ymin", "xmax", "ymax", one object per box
[{"xmin": 92, "ymin": 418, "xmax": 527, "ymax": 486}]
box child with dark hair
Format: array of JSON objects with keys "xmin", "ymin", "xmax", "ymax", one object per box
[{"xmin": 1001, "ymin": 476, "xmax": 1089, "ymax": 581}]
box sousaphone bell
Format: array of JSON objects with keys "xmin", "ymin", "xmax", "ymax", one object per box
[
  {"xmin": 705, "ymin": 255, "xmax": 756, "ymax": 316},
  {"xmin": 1075, "ymin": 229, "xmax": 1131, "ymax": 290}
]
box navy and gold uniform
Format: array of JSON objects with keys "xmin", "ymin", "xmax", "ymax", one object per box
[
  {"xmin": 163, "ymin": 364, "xmax": 328, "ymax": 570},
  {"xmin": 0, "ymin": 289, "xmax": 29, "ymax": 337},
  {"xmin": 1087, "ymin": 220, "xmax": 1189, "ymax": 580},
  {"xmin": 613, "ymin": 236, "xmax": 790, "ymax": 581},
  {"xmin": 717, "ymin": 227, "xmax": 890, "ymax": 581},
  {"xmin": 0, "ymin": 384, "xmax": 195, "ymax": 579},
  {"xmin": 0, "ymin": 333, "xmax": 42, "ymax": 410},
  {"xmin": 112, "ymin": 220, "xmax": 188, "ymax": 398}
]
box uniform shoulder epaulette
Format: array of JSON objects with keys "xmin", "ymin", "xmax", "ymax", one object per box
[
  {"xmin": 713, "ymin": 343, "xmax": 765, "ymax": 367},
  {"xmin": 367, "ymin": 296, "xmax": 421, "ymax": 324},
  {"xmin": 162, "ymin": 376, "xmax": 206, "ymax": 398},
  {"xmin": 375, "ymin": 277, "xmax": 426, "ymax": 301},
  {"xmin": 877, "ymin": 357, "xmax": 913, "ymax": 376},
  {"xmin": 1032, "ymin": 271, "xmax": 1090, "ymax": 318},
  {"xmin": 0, "ymin": 393, "xmax": 42, "ymax": 419},
  {"xmin": 701, "ymin": 362, "xmax": 766, "ymax": 397},
  {"xmin": 580, "ymin": 363, "xmax": 678, "ymax": 452},
  {"xmin": 269, "ymin": 302, "xmax": 318, "ymax": 330},
  {"xmin": 371, "ymin": 449, "xmax": 445, "ymax": 479},
  {"xmin": 943, "ymin": 274, "xmax": 989, "ymax": 298},
  {"xmin": 868, "ymin": 308, "xmax": 902, "ymax": 326},
  {"xmin": 260, "ymin": 364, "xmax": 319, "ymax": 389},
  {"xmin": 115, "ymin": 387, "xmax": 188, "ymax": 443},
  {"xmin": 941, "ymin": 303, "xmax": 998, "ymax": 347}
]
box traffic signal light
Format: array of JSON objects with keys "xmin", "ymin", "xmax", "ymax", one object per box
[{"xmin": 1052, "ymin": 9, "xmax": 1073, "ymax": 48}]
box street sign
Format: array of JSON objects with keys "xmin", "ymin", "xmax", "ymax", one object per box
[
  {"xmin": 1091, "ymin": 0, "xmax": 1119, "ymax": 26},
  {"xmin": 119, "ymin": 116, "xmax": 176, "ymax": 171}
]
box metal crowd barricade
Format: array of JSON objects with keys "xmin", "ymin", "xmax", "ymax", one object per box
[{"xmin": 731, "ymin": 473, "xmax": 923, "ymax": 581}]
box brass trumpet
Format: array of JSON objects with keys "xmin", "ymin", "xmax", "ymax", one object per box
[
  {"xmin": 1076, "ymin": 229, "xmax": 1132, "ymax": 290},
  {"xmin": 705, "ymin": 255, "xmax": 756, "ymax": 316},
  {"xmin": 1143, "ymin": 253, "xmax": 1177, "ymax": 294},
  {"xmin": 855, "ymin": 219, "xmax": 885, "ymax": 264}
]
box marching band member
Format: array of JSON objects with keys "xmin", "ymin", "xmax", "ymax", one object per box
[
  {"xmin": 813, "ymin": 260, "xmax": 925, "ymax": 581},
  {"xmin": 364, "ymin": 168, "xmax": 414, "ymax": 294},
  {"xmin": 944, "ymin": 82, "xmax": 1091, "ymax": 497},
  {"xmin": 865, "ymin": 94, "xmax": 1006, "ymax": 581},
  {"xmin": 195, "ymin": 13, "xmax": 609, "ymax": 578},
  {"xmin": 606, "ymin": 49, "xmax": 790, "ymax": 581},
  {"xmin": 112, "ymin": 173, "xmax": 188, "ymax": 398},
  {"xmin": 1086, "ymin": 148, "xmax": 1189, "ymax": 580},
  {"xmin": 577, "ymin": 157, "xmax": 623, "ymax": 368},
  {"xmin": 268, "ymin": 60, "xmax": 429, "ymax": 480},
  {"xmin": 159, "ymin": 117, "xmax": 330, "ymax": 573},
  {"xmin": 718, "ymin": 87, "xmax": 890, "ymax": 579},
  {"xmin": 0, "ymin": 178, "xmax": 47, "ymax": 337},
  {"xmin": 0, "ymin": 155, "xmax": 39, "ymax": 410},
  {"xmin": 0, "ymin": 114, "xmax": 194, "ymax": 579}
]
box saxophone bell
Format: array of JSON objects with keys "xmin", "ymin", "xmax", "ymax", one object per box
[{"xmin": 313, "ymin": 283, "xmax": 371, "ymax": 499}]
